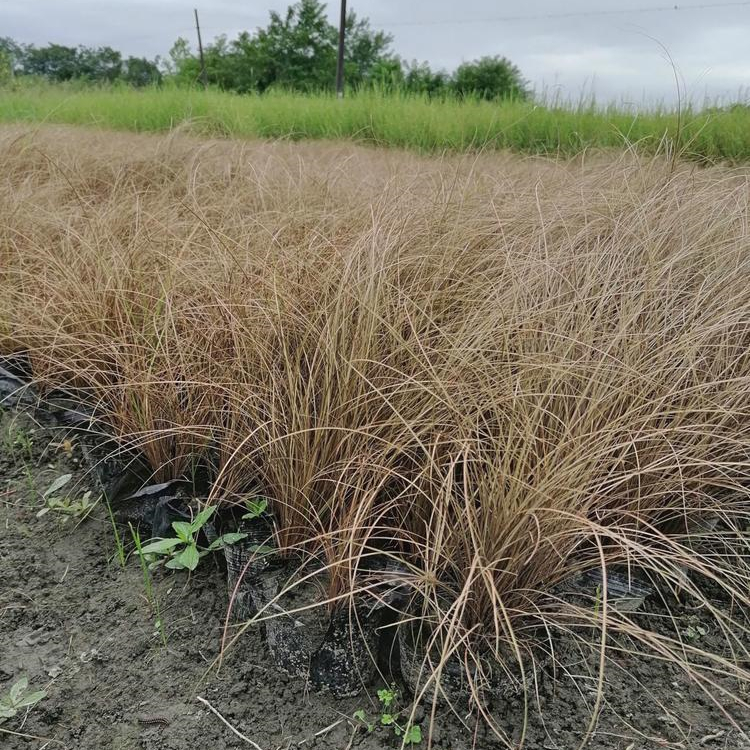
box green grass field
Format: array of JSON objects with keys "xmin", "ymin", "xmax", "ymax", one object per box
[{"xmin": 1, "ymin": 82, "xmax": 750, "ymax": 160}]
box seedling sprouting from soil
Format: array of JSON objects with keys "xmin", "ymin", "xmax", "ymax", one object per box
[
  {"xmin": 684, "ymin": 615, "xmax": 709, "ymax": 642},
  {"xmin": 353, "ymin": 686, "xmax": 422, "ymax": 744},
  {"xmin": 36, "ymin": 474, "xmax": 97, "ymax": 523},
  {"xmin": 0, "ymin": 677, "xmax": 46, "ymax": 723},
  {"xmin": 1, "ymin": 425, "xmax": 33, "ymax": 465},
  {"xmin": 105, "ymin": 495, "xmax": 126, "ymax": 569},
  {"xmin": 138, "ymin": 505, "xmax": 247, "ymax": 571},
  {"xmin": 130, "ymin": 523, "xmax": 167, "ymax": 647}
]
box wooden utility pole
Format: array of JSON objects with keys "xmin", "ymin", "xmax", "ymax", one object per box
[
  {"xmin": 335, "ymin": 0, "xmax": 347, "ymax": 98},
  {"xmin": 194, "ymin": 8, "xmax": 208, "ymax": 89}
]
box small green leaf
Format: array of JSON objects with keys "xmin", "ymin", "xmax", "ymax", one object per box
[
  {"xmin": 381, "ymin": 713, "xmax": 395, "ymax": 726},
  {"xmin": 17, "ymin": 690, "xmax": 46, "ymax": 708},
  {"xmin": 404, "ymin": 724, "xmax": 422, "ymax": 744},
  {"xmin": 140, "ymin": 538, "xmax": 181, "ymax": 555},
  {"xmin": 44, "ymin": 474, "xmax": 72, "ymax": 498},
  {"xmin": 176, "ymin": 544, "xmax": 200, "ymax": 571},
  {"xmin": 243, "ymin": 498, "xmax": 268, "ymax": 519},
  {"xmin": 0, "ymin": 704, "xmax": 16, "ymax": 719},
  {"xmin": 164, "ymin": 557, "xmax": 184, "ymax": 570},
  {"xmin": 190, "ymin": 505, "xmax": 216, "ymax": 533},
  {"xmin": 10, "ymin": 678, "xmax": 28, "ymax": 704},
  {"xmin": 216, "ymin": 532, "xmax": 248, "ymax": 546},
  {"xmin": 171, "ymin": 521, "xmax": 193, "ymax": 542},
  {"xmin": 377, "ymin": 688, "xmax": 396, "ymax": 708}
]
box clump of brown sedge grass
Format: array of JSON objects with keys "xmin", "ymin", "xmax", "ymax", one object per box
[{"xmin": 1, "ymin": 125, "xmax": 749, "ymax": 746}]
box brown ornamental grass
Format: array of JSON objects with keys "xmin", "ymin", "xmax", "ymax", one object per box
[{"xmin": 1, "ymin": 125, "xmax": 749, "ymax": 744}]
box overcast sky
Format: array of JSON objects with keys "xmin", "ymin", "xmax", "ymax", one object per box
[{"xmin": 4, "ymin": 1, "xmax": 750, "ymax": 104}]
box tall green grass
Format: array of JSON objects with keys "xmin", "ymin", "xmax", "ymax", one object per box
[{"xmin": 1, "ymin": 82, "xmax": 750, "ymax": 160}]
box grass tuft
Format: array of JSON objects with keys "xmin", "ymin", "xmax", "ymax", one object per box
[{"xmin": 1, "ymin": 124, "xmax": 749, "ymax": 741}]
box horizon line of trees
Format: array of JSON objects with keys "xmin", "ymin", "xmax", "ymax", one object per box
[{"xmin": 0, "ymin": 0, "xmax": 529, "ymax": 101}]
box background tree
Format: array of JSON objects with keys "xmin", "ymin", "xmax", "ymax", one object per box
[
  {"xmin": 22, "ymin": 44, "xmax": 79, "ymax": 81},
  {"xmin": 404, "ymin": 60, "xmax": 450, "ymax": 97},
  {"xmin": 167, "ymin": 37, "xmax": 199, "ymax": 83},
  {"xmin": 0, "ymin": 37, "xmax": 23, "ymax": 77},
  {"xmin": 0, "ymin": 50, "xmax": 12, "ymax": 85},
  {"xmin": 221, "ymin": 32, "xmax": 264, "ymax": 93},
  {"xmin": 451, "ymin": 55, "xmax": 528, "ymax": 100},
  {"xmin": 0, "ymin": 3, "xmax": 528, "ymax": 98},
  {"xmin": 123, "ymin": 56, "xmax": 162, "ymax": 87},
  {"xmin": 5, "ymin": 41, "xmax": 160, "ymax": 86},
  {"xmin": 253, "ymin": 0, "xmax": 337, "ymax": 91},
  {"xmin": 165, "ymin": 0, "xmax": 395, "ymax": 94},
  {"xmin": 342, "ymin": 10, "xmax": 393, "ymax": 88},
  {"xmin": 369, "ymin": 57, "xmax": 405, "ymax": 92},
  {"xmin": 76, "ymin": 46, "xmax": 123, "ymax": 83}
]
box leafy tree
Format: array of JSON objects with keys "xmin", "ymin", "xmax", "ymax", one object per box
[
  {"xmin": 221, "ymin": 32, "xmax": 264, "ymax": 93},
  {"xmin": 22, "ymin": 44, "xmax": 79, "ymax": 81},
  {"xmin": 123, "ymin": 56, "xmax": 162, "ymax": 87},
  {"xmin": 369, "ymin": 57, "xmax": 405, "ymax": 91},
  {"xmin": 77, "ymin": 46, "xmax": 123, "ymax": 83},
  {"xmin": 451, "ymin": 55, "xmax": 528, "ymax": 101},
  {"xmin": 253, "ymin": 0, "xmax": 336, "ymax": 91},
  {"xmin": 167, "ymin": 37, "xmax": 199, "ymax": 82},
  {"xmin": 342, "ymin": 10, "xmax": 393, "ymax": 87},
  {"xmin": 0, "ymin": 37, "xmax": 23, "ymax": 76},
  {"xmin": 165, "ymin": 0, "xmax": 395, "ymax": 94},
  {"xmin": 404, "ymin": 60, "xmax": 450, "ymax": 97},
  {"xmin": 0, "ymin": 50, "xmax": 12, "ymax": 85}
]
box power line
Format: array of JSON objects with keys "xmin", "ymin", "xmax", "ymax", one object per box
[{"xmin": 374, "ymin": 1, "xmax": 750, "ymax": 27}]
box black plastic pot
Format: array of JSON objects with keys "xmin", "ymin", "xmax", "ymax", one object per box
[
  {"xmin": 224, "ymin": 543, "xmax": 389, "ymax": 694},
  {"xmin": 0, "ymin": 365, "xmax": 36, "ymax": 409},
  {"xmin": 254, "ymin": 566, "xmax": 330, "ymax": 679},
  {"xmin": 309, "ymin": 604, "xmax": 382, "ymax": 697},
  {"xmin": 398, "ymin": 619, "xmax": 546, "ymax": 706},
  {"xmin": 110, "ymin": 478, "xmax": 191, "ymax": 530},
  {"xmin": 151, "ymin": 492, "xmax": 195, "ymax": 538},
  {"xmin": 224, "ymin": 517, "xmax": 276, "ymax": 622}
]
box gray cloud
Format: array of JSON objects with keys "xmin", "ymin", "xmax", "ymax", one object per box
[{"xmin": 4, "ymin": 0, "xmax": 750, "ymax": 103}]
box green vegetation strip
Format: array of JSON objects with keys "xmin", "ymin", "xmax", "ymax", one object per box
[{"xmin": 1, "ymin": 84, "xmax": 750, "ymax": 160}]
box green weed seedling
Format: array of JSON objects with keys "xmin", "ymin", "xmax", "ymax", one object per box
[
  {"xmin": 36, "ymin": 474, "xmax": 97, "ymax": 523},
  {"xmin": 130, "ymin": 523, "xmax": 167, "ymax": 647},
  {"xmin": 354, "ymin": 685, "xmax": 422, "ymax": 745},
  {"xmin": 138, "ymin": 505, "xmax": 247, "ymax": 572},
  {"xmin": 104, "ymin": 495, "xmax": 126, "ymax": 569},
  {"xmin": 239, "ymin": 497, "xmax": 274, "ymax": 555},
  {"xmin": 1, "ymin": 425, "xmax": 33, "ymax": 465},
  {"xmin": 0, "ymin": 676, "xmax": 46, "ymax": 722},
  {"xmin": 242, "ymin": 497, "xmax": 268, "ymax": 521},
  {"xmin": 684, "ymin": 615, "xmax": 708, "ymax": 642}
]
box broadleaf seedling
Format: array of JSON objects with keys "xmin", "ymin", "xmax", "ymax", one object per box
[
  {"xmin": 0, "ymin": 676, "xmax": 46, "ymax": 722},
  {"xmin": 138, "ymin": 505, "xmax": 247, "ymax": 572},
  {"xmin": 353, "ymin": 708, "xmax": 374, "ymax": 733},
  {"xmin": 353, "ymin": 685, "xmax": 421, "ymax": 745},
  {"xmin": 242, "ymin": 497, "xmax": 268, "ymax": 521},
  {"xmin": 37, "ymin": 474, "xmax": 97, "ymax": 523}
]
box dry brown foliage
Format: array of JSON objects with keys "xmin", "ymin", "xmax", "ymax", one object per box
[{"xmin": 1, "ymin": 125, "xmax": 749, "ymax": 743}]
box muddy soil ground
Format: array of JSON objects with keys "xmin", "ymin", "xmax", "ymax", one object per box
[{"xmin": 1, "ymin": 407, "xmax": 748, "ymax": 749}]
